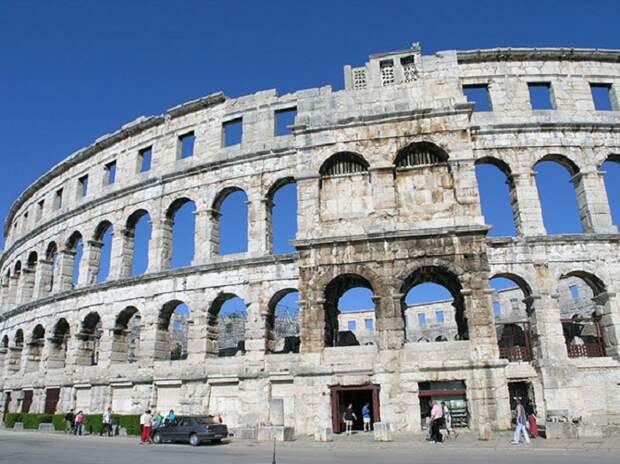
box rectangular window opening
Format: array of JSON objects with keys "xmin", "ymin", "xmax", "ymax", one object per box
[
  {"xmin": 347, "ymin": 320, "xmax": 357, "ymax": 331},
  {"xmin": 435, "ymin": 311, "xmax": 445, "ymax": 324},
  {"xmin": 223, "ymin": 118, "xmax": 243, "ymax": 147},
  {"xmin": 78, "ymin": 175, "xmax": 88, "ymax": 197},
  {"xmin": 36, "ymin": 200, "xmax": 44, "ymax": 221},
  {"xmin": 364, "ymin": 318, "xmax": 374, "ymax": 331},
  {"xmin": 380, "ymin": 59, "xmax": 395, "ymax": 86},
  {"xmin": 590, "ymin": 83, "xmax": 613, "ymax": 111},
  {"xmin": 275, "ymin": 107, "xmax": 297, "ymax": 136},
  {"xmin": 528, "ymin": 82, "xmax": 555, "ymax": 110},
  {"xmin": 54, "ymin": 188, "xmax": 63, "ymax": 210},
  {"xmin": 570, "ymin": 285, "xmax": 579, "ymax": 302},
  {"xmin": 179, "ymin": 132, "xmax": 195, "ymax": 159},
  {"xmin": 493, "ymin": 301, "xmax": 501, "ymax": 317},
  {"xmin": 105, "ymin": 160, "xmax": 117, "ymax": 185},
  {"xmin": 463, "ymin": 84, "xmax": 492, "ymax": 112},
  {"xmin": 418, "ymin": 313, "xmax": 427, "ymax": 327},
  {"xmin": 139, "ymin": 147, "xmax": 152, "ymax": 172}
]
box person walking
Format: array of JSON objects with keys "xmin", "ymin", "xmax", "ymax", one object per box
[
  {"xmin": 102, "ymin": 407, "xmax": 113, "ymax": 437},
  {"xmin": 441, "ymin": 401, "xmax": 457, "ymax": 440},
  {"xmin": 430, "ymin": 400, "xmax": 443, "ymax": 443},
  {"xmin": 342, "ymin": 404, "xmax": 357, "ymax": 436},
  {"xmin": 361, "ymin": 402, "xmax": 371, "ymax": 432},
  {"xmin": 64, "ymin": 409, "xmax": 75, "ymax": 434},
  {"xmin": 74, "ymin": 411, "xmax": 85, "ymax": 436},
  {"xmin": 526, "ymin": 402, "xmax": 538, "ymax": 438},
  {"xmin": 511, "ymin": 398, "xmax": 531, "ymax": 445},
  {"xmin": 140, "ymin": 409, "xmax": 153, "ymax": 444}
]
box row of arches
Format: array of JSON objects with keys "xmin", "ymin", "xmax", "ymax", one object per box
[{"xmin": 476, "ymin": 153, "xmax": 620, "ymax": 236}]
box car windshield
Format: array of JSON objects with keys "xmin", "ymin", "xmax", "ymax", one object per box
[{"xmin": 194, "ymin": 416, "xmax": 217, "ymax": 425}]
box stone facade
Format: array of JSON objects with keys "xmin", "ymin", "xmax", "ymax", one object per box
[{"xmin": 1, "ymin": 44, "xmax": 620, "ymax": 438}]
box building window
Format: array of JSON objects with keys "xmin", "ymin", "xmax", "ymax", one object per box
[
  {"xmin": 510, "ymin": 298, "xmax": 519, "ymax": 310},
  {"xmin": 104, "ymin": 161, "xmax": 117, "ymax": 185},
  {"xmin": 463, "ymin": 84, "xmax": 492, "ymax": 112},
  {"xmin": 570, "ymin": 284, "xmax": 579, "ymax": 302},
  {"xmin": 54, "ymin": 188, "xmax": 63, "ymax": 210},
  {"xmin": 347, "ymin": 320, "xmax": 357, "ymax": 331},
  {"xmin": 590, "ymin": 83, "xmax": 613, "ymax": 111},
  {"xmin": 493, "ymin": 301, "xmax": 501, "ymax": 317},
  {"xmin": 401, "ymin": 56, "xmax": 417, "ymax": 82},
  {"xmin": 435, "ymin": 311, "xmax": 445, "ymax": 324},
  {"xmin": 418, "ymin": 313, "xmax": 427, "ymax": 327},
  {"xmin": 275, "ymin": 107, "xmax": 297, "ymax": 136},
  {"xmin": 380, "ymin": 60, "xmax": 395, "ymax": 86},
  {"xmin": 36, "ymin": 199, "xmax": 44, "ymax": 222},
  {"xmin": 179, "ymin": 132, "xmax": 195, "ymax": 159},
  {"xmin": 365, "ymin": 318, "xmax": 374, "ymax": 331},
  {"xmin": 352, "ymin": 68, "xmax": 367, "ymax": 90},
  {"xmin": 139, "ymin": 147, "xmax": 152, "ymax": 172},
  {"xmin": 223, "ymin": 118, "xmax": 243, "ymax": 147},
  {"xmin": 78, "ymin": 175, "xmax": 88, "ymax": 197},
  {"xmin": 528, "ymin": 82, "xmax": 555, "ymax": 110}
]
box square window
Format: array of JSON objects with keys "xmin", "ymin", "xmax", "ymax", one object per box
[
  {"xmin": 347, "ymin": 320, "xmax": 357, "ymax": 331},
  {"xmin": 528, "ymin": 82, "xmax": 555, "ymax": 110},
  {"xmin": 463, "ymin": 84, "xmax": 492, "ymax": 112},
  {"xmin": 570, "ymin": 284, "xmax": 579, "ymax": 302},
  {"xmin": 179, "ymin": 132, "xmax": 195, "ymax": 158},
  {"xmin": 364, "ymin": 318, "xmax": 374, "ymax": 331},
  {"xmin": 275, "ymin": 107, "xmax": 297, "ymax": 136},
  {"xmin": 590, "ymin": 83, "xmax": 613, "ymax": 111},
  {"xmin": 78, "ymin": 175, "xmax": 88, "ymax": 197},
  {"xmin": 493, "ymin": 301, "xmax": 501, "ymax": 317},
  {"xmin": 54, "ymin": 188, "xmax": 63, "ymax": 210},
  {"xmin": 105, "ymin": 161, "xmax": 117, "ymax": 185},
  {"xmin": 223, "ymin": 118, "xmax": 243, "ymax": 147},
  {"xmin": 380, "ymin": 59, "xmax": 395, "ymax": 86},
  {"xmin": 435, "ymin": 311, "xmax": 445, "ymax": 324},
  {"xmin": 139, "ymin": 147, "xmax": 152, "ymax": 172},
  {"xmin": 510, "ymin": 298, "xmax": 519, "ymax": 310},
  {"xmin": 418, "ymin": 313, "xmax": 426, "ymax": 327}
]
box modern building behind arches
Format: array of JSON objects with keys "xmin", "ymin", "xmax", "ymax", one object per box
[{"xmin": 1, "ymin": 43, "xmax": 620, "ymax": 438}]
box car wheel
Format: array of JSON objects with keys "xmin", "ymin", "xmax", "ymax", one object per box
[
  {"xmin": 152, "ymin": 432, "xmax": 162, "ymax": 444},
  {"xmin": 189, "ymin": 433, "xmax": 199, "ymax": 446}
]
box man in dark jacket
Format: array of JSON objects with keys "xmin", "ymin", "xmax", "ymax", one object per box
[{"xmin": 64, "ymin": 409, "xmax": 75, "ymax": 434}]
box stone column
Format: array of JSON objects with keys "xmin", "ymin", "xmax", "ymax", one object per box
[
  {"xmin": 247, "ymin": 195, "xmax": 268, "ymax": 256},
  {"xmin": 192, "ymin": 209, "xmax": 210, "ymax": 266},
  {"xmin": 243, "ymin": 284, "xmax": 268, "ymax": 359},
  {"xmin": 16, "ymin": 268, "xmax": 36, "ymax": 305},
  {"xmin": 0, "ymin": 347, "xmax": 6, "ymax": 378},
  {"xmin": 375, "ymin": 294, "xmax": 405, "ymax": 350},
  {"xmin": 295, "ymin": 175, "xmax": 321, "ymax": 241},
  {"xmin": 96, "ymin": 328, "xmax": 115, "ymax": 368},
  {"xmin": 6, "ymin": 275, "xmax": 19, "ymax": 307},
  {"xmin": 110, "ymin": 228, "xmax": 133, "ymax": 279},
  {"xmin": 299, "ymin": 296, "xmax": 325, "ymax": 354},
  {"xmin": 55, "ymin": 250, "xmax": 75, "ymax": 292},
  {"xmin": 572, "ymin": 170, "xmax": 618, "ymax": 234},
  {"xmin": 205, "ymin": 209, "xmax": 221, "ymax": 260},
  {"xmin": 511, "ymin": 171, "xmax": 547, "ymax": 236},
  {"xmin": 33, "ymin": 259, "xmax": 53, "ymax": 299},
  {"xmin": 80, "ymin": 240, "xmax": 103, "ymax": 286},
  {"xmin": 263, "ymin": 197, "xmax": 275, "ymax": 254},
  {"xmin": 148, "ymin": 217, "xmax": 173, "ymax": 273},
  {"xmin": 592, "ymin": 292, "xmax": 620, "ymax": 360},
  {"xmin": 465, "ymin": 287, "xmax": 500, "ymax": 361},
  {"xmin": 0, "ymin": 278, "xmax": 9, "ymax": 312}
]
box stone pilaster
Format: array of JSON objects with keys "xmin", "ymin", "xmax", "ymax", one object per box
[
  {"xmin": 572, "ymin": 170, "xmax": 618, "ymax": 234},
  {"xmin": 376, "ymin": 294, "xmax": 405, "ymax": 350},
  {"xmin": 149, "ymin": 218, "xmax": 173, "ymax": 272},
  {"xmin": 55, "ymin": 249, "xmax": 76, "ymax": 292},
  {"xmin": 110, "ymin": 228, "xmax": 133, "ymax": 279},
  {"xmin": 192, "ymin": 209, "xmax": 210, "ymax": 265},
  {"xmin": 33, "ymin": 259, "xmax": 53, "ymax": 299},
  {"xmin": 511, "ymin": 171, "xmax": 547, "ymax": 236},
  {"xmin": 81, "ymin": 239, "xmax": 103, "ymax": 286},
  {"xmin": 593, "ymin": 292, "xmax": 620, "ymax": 359}
]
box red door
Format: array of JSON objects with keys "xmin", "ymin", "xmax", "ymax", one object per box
[
  {"xmin": 21, "ymin": 390, "xmax": 33, "ymax": 413},
  {"xmin": 44, "ymin": 388, "xmax": 60, "ymax": 414},
  {"xmin": 3, "ymin": 392, "xmax": 11, "ymax": 420}
]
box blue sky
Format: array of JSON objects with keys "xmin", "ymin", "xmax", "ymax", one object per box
[{"xmin": 2, "ymin": 0, "xmax": 619, "ymax": 314}]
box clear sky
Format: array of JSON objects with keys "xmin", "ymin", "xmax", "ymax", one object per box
[{"xmin": 1, "ymin": 0, "xmax": 619, "ymax": 312}]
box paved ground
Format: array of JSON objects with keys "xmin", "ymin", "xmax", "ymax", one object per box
[{"xmin": 1, "ymin": 429, "xmax": 619, "ymax": 464}]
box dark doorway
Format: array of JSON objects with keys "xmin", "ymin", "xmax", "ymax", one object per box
[
  {"xmin": 508, "ymin": 381, "xmax": 536, "ymax": 411},
  {"xmin": 330, "ymin": 384, "xmax": 380, "ymax": 434},
  {"xmin": 418, "ymin": 380, "xmax": 469, "ymax": 428},
  {"xmin": 44, "ymin": 388, "xmax": 60, "ymax": 414},
  {"xmin": 3, "ymin": 391, "xmax": 11, "ymax": 421},
  {"xmin": 21, "ymin": 390, "xmax": 33, "ymax": 413}
]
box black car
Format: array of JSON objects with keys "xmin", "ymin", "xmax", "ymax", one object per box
[{"xmin": 152, "ymin": 416, "xmax": 229, "ymax": 446}]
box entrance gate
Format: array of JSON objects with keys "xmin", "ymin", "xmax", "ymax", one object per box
[
  {"xmin": 330, "ymin": 383, "xmax": 380, "ymax": 434},
  {"xmin": 44, "ymin": 388, "xmax": 60, "ymax": 414}
]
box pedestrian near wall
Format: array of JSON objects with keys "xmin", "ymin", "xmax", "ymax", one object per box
[
  {"xmin": 140, "ymin": 410, "xmax": 153, "ymax": 444},
  {"xmin": 64, "ymin": 409, "xmax": 75, "ymax": 434},
  {"xmin": 342, "ymin": 404, "xmax": 357, "ymax": 436},
  {"xmin": 430, "ymin": 401, "xmax": 443, "ymax": 443},
  {"xmin": 102, "ymin": 407, "xmax": 113, "ymax": 436},
  {"xmin": 511, "ymin": 398, "xmax": 531, "ymax": 445},
  {"xmin": 74, "ymin": 411, "xmax": 85, "ymax": 436},
  {"xmin": 362, "ymin": 402, "xmax": 371, "ymax": 432},
  {"xmin": 526, "ymin": 402, "xmax": 538, "ymax": 438},
  {"xmin": 441, "ymin": 401, "xmax": 457, "ymax": 440}
]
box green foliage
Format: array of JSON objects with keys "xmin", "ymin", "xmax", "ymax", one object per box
[
  {"xmin": 82, "ymin": 414, "xmax": 104, "ymax": 435},
  {"xmin": 3, "ymin": 413, "xmax": 23, "ymax": 428},
  {"xmin": 52, "ymin": 414, "xmax": 66, "ymax": 431},
  {"xmin": 115, "ymin": 415, "xmax": 141, "ymax": 436}
]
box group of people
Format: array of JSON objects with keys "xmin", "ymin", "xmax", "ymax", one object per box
[
  {"xmin": 342, "ymin": 402, "xmax": 373, "ymax": 435},
  {"xmin": 139, "ymin": 409, "xmax": 177, "ymax": 444},
  {"xmin": 425, "ymin": 400, "xmax": 457, "ymax": 444},
  {"xmin": 64, "ymin": 409, "xmax": 85, "ymax": 435},
  {"xmin": 512, "ymin": 398, "xmax": 538, "ymax": 445}
]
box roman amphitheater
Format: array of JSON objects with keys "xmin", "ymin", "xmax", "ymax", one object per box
[{"xmin": 1, "ymin": 43, "xmax": 619, "ymax": 439}]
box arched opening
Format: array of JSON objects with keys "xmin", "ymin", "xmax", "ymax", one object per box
[
  {"xmin": 1, "ymin": 335, "xmax": 8, "ymax": 349},
  {"xmin": 320, "ymin": 152, "xmax": 369, "ymax": 177},
  {"xmin": 401, "ymin": 267, "xmax": 468, "ymax": 341},
  {"xmin": 490, "ymin": 274, "xmax": 533, "ymax": 362},
  {"xmin": 126, "ymin": 209, "xmax": 151, "ymax": 276},
  {"xmin": 45, "ymin": 242, "xmax": 58, "ymax": 293},
  {"xmin": 394, "ymin": 141, "xmax": 449, "ymax": 168},
  {"xmin": 26, "ymin": 324, "xmax": 45, "ymax": 372},
  {"xmin": 602, "ymin": 155, "xmax": 620, "ymax": 228},
  {"xmin": 94, "ymin": 221, "xmax": 113, "ymax": 283},
  {"xmin": 213, "ymin": 188, "xmax": 248, "ymax": 255},
  {"xmin": 66, "ymin": 231, "xmax": 84, "ymax": 288},
  {"xmin": 558, "ymin": 271, "xmax": 612, "ymax": 358},
  {"xmin": 77, "ymin": 312, "xmax": 102, "ymax": 366},
  {"xmin": 266, "ymin": 289, "xmax": 300, "ymax": 353},
  {"xmin": 166, "ymin": 198, "xmax": 196, "ymax": 268},
  {"xmin": 534, "ymin": 156, "xmax": 583, "ymax": 234},
  {"xmin": 48, "ymin": 318, "xmax": 70, "ymax": 369},
  {"xmin": 324, "ymin": 274, "xmax": 375, "ymax": 347},
  {"xmin": 10, "ymin": 261, "xmax": 22, "ymax": 306},
  {"xmin": 112, "ymin": 307, "xmax": 141, "ymax": 363},
  {"xmin": 208, "ymin": 294, "xmax": 247, "ymax": 357},
  {"xmin": 156, "ymin": 300, "xmax": 191, "ymax": 361},
  {"xmin": 267, "ymin": 179, "xmax": 297, "ymax": 255},
  {"xmin": 9, "ymin": 329, "xmax": 24, "ymax": 373},
  {"xmin": 475, "ymin": 158, "xmax": 517, "ymax": 236}
]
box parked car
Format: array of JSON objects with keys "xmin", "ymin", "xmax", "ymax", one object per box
[{"xmin": 152, "ymin": 416, "xmax": 229, "ymax": 446}]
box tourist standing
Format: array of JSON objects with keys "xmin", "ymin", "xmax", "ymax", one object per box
[
  {"xmin": 362, "ymin": 402, "xmax": 371, "ymax": 432},
  {"xmin": 140, "ymin": 409, "xmax": 153, "ymax": 444},
  {"xmin": 342, "ymin": 404, "xmax": 357, "ymax": 436},
  {"xmin": 74, "ymin": 411, "xmax": 85, "ymax": 436},
  {"xmin": 526, "ymin": 402, "xmax": 538, "ymax": 438},
  {"xmin": 430, "ymin": 401, "xmax": 443, "ymax": 443},
  {"xmin": 511, "ymin": 398, "xmax": 531, "ymax": 445},
  {"xmin": 164, "ymin": 409, "xmax": 176, "ymax": 425},
  {"xmin": 102, "ymin": 407, "xmax": 113, "ymax": 436},
  {"xmin": 441, "ymin": 401, "xmax": 457, "ymax": 439},
  {"xmin": 64, "ymin": 409, "xmax": 75, "ymax": 434}
]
